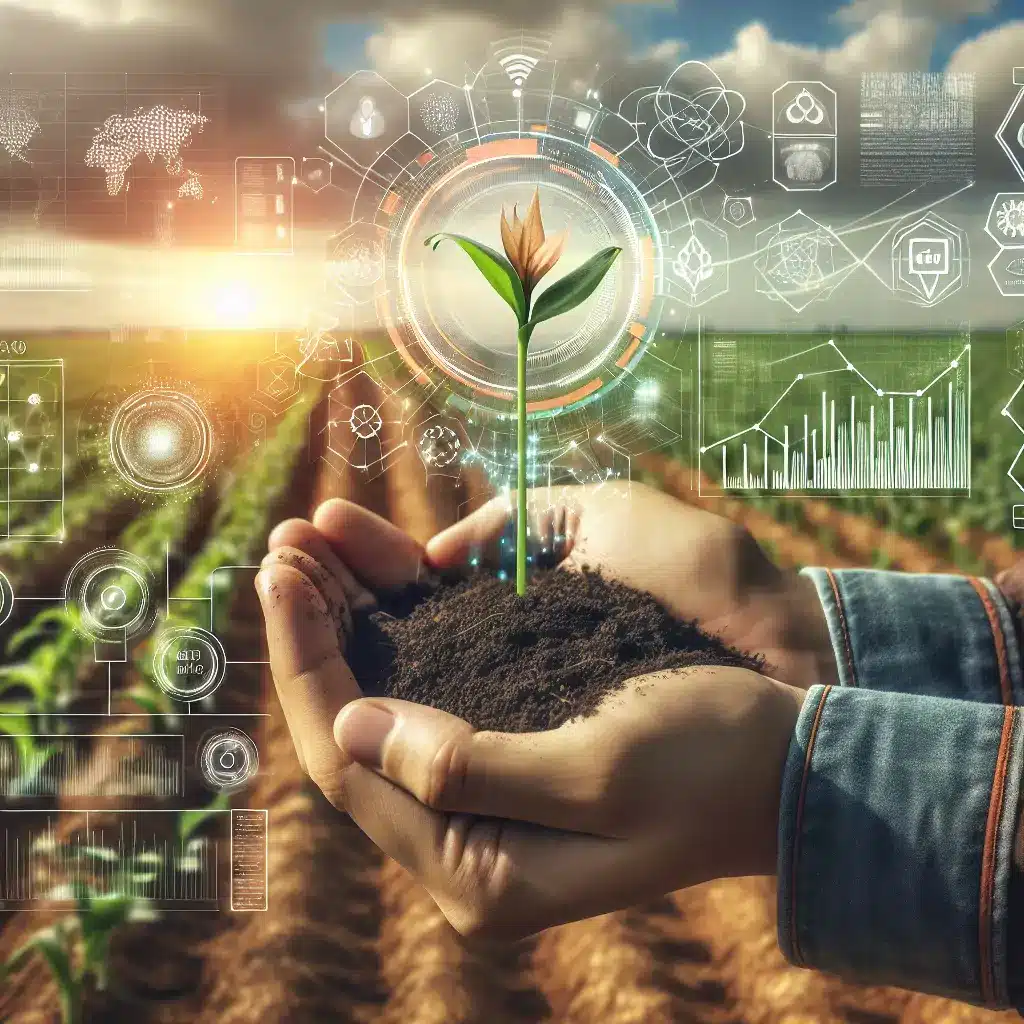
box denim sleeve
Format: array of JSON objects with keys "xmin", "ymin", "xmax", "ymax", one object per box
[
  {"xmin": 801, "ymin": 568, "xmax": 1024, "ymax": 703},
  {"xmin": 777, "ymin": 685, "xmax": 1024, "ymax": 1009}
]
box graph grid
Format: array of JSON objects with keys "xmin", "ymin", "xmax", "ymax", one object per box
[{"xmin": 699, "ymin": 331, "xmax": 971, "ymax": 495}]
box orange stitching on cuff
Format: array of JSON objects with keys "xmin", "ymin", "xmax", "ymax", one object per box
[
  {"xmin": 789, "ymin": 684, "xmax": 832, "ymax": 969},
  {"xmin": 970, "ymin": 578, "xmax": 1013, "ymax": 706},
  {"xmin": 980, "ymin": 707, "xmax": 1016, "ymax": 1006},
  {"xmin": 825, "ymin": 570, "xmax": 856, "ymax": 687}
]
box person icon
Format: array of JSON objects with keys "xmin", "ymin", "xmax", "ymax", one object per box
[{"xmin": 350, "ymin": 96, "xmax": 386, "ymax": 140}]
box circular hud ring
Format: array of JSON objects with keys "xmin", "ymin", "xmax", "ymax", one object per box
[
  {"xmin": 197, "ymin": 729, "xmax": 259, "ymax": 793},
  {"xmin": 387, "ymin": 140, "xmax": 657, "ymax": 417},
  {"xmin": 65, "ymin": 549, "xmax": 157, "ymax": 643},
  {"xmin": 152, "ymin": 627, "xmax": 227, "ymax": 703},
  {"xmin": 0, "ymin": 571, "xmax": 13, "ymax": 629},
  {"xmin": 108, "ymin": 388, "xmax": 214, "ymax": 493}
]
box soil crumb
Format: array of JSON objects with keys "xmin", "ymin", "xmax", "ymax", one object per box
[{"xmin": 348, "ymin": 569, "xmax": 764, "ymax": 733}]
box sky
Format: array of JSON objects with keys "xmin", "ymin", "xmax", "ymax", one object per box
[
  {"xmin": 8, "ymin": 0, "xmax": 1024, "ymax": 330},
  {"xmin": 324, "ymin": 1, "xmax": 1021, "ymax": 74}
]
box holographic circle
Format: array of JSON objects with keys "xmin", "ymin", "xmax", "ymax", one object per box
[
  {"xmin": 65, "ymin": 549, "xmax": 156, "ymax": 643},
  {"xmin": 108, "ymin": 388, "xmax": 214, "ymax": 493},
  {"xmin": 197, "ymin": 729, "xmax": 259, "ymax": 793},
  {"xmin": 390, "ymin": 142, "xmax": 656, "ymax": 415},
  {"xmin": 152, "ymin": 627, "xmax": 226, "ymax": 703},
  {"xmin": 0, "ymin": 571, "xmax": 14, "ymax": 629}
]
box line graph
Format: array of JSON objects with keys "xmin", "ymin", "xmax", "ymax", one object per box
[{"xmin": 699, "ymin": 331, "xmax": 971, "ymax": 495}]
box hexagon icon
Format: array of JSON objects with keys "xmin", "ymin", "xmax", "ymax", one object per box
[
  {"xmin": 891, "ymin": 212, "xmax": 967, "ymax": 307},
  {"xmin": 325, "ymin": 70, "xmax": 410, "ymax": 170},
  {"xmin": 990, "ymin": 248, "xmax": 1024, "ymax": 297},
  {"xmin": 666, "ymin": 219, "xmax": 729, "ymax": 307},
  {"xmin": 772, "ymin": 82, "xmax": 837, "ymax": 193},
  {"xmin": 997, "ymin": 81, "xmax": 1024, "ymax": 182},
  {"xmin": 326, "ymin": 222, "xmax": 388, "ymax": 306},
  {"xmin": 323, "ymin": 370, "xmax": 407, "ymax": 477},
  {"xmin": 754, "ymin": 211, "xmax": 857, "ymax": 314},
  {"xmin": 300, "ymin": 157, "xmax": 332, "ymax": 193},
  {"xmin": 986, "ymin": 194, "xmax": 1024, "ymax": 248},
  {"xmin": 722, "ymin": 196, "xmax": 754, "ymax": 229},
  {"xmin": 254, "ymin": 353, "xmax": 300, "ymax": 416},
  {"xmin": 409, "ymin": 80, "xmax": 474, "ymax": 148}
]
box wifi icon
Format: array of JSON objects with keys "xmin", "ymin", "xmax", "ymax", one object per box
[{"xmin": 499, "ymin": 53, "xmax": 539, "ymax": 97}]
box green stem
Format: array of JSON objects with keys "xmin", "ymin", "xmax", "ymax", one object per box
[{"xmin": 516, "ymin": 324, "xmax": 533, "ymax": 596}]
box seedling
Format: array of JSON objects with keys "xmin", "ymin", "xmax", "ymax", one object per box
[{"xmin": 426, "ymin": 188, "xmax": 621, "ymax": 594}]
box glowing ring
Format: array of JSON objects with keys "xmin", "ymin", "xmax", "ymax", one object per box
[
  {"xmin": 197, "ymin": 729, "xmax": 259, "ymax": 792},
  {"xmin": 0, "ymin": 571, "xmax": 14, "ymax": 629},
  {"xmin": 385, "ymin": 137, "xmax": 660, "ymax": 417},
  {"xmin": 108, "ymin": 388, "xmax": 214, "ymax": 493},
  {"xmin": 152, "ymin": 627, "xmax": 227, "ymax": 703},
  {"xmin": 65, "ymin": 550, "xmax": 156, "ymax": 642}
]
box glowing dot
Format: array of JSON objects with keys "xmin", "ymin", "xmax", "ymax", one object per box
[
  {"xmin": 6, "ymin": 430, "xmax": 21, "ymax": 442},
  {"xmin": 700, "ymin": 446, "xmax": 708, "ymax": 454},
  {"xmin": 513, "ymin": 88, "xmax": 522, "ymax": 99},
  {"xmin": 514, "ymin": 77, "xmax": 524, "ymax": 86},
  {"xmin": 318, "ymin": 104, "xmax": 325, "ymax": 113},
  {"xmin": 101, "ymin": 586, "xmax": 127, "ymax": 612},
  {"xmin": 846, "ymin": 363, "xmax": 853, "ymax": 371},
  {"xmin": 146, "ymin": 426, "xmax": 176, "ymax": 459},
  {"xmin": 28, "ymin": 462, "xmax": 38, "ymax": 473},
  {"xmin": 797, "ymin": 374, "xmax": 804, "ymax": 381},
  {"xmin": 829, "ymin": 340, "xmax": 836, "ymax": 347},
  {"xmin": 166, "ymin": 201, "xmax": 174, "ymax": 210},
  {"xmin": 877, "ymin": 389, "xmax": 884, "ymax": 397},
  {"xmin": 952, "ymin": 360, "xmax": 959, "ymax": 368},
  {"xmin": 916, "ymin": 390, "xmax": 924, "ymax": 398},
  {"xmin": 27, "ymin": 393, "xmax": 41, "ymax": 406}
]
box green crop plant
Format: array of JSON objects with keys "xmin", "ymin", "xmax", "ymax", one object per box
[{"xmin": 4, "ymin": 795, "xmax": 229, "ymax": 1024}]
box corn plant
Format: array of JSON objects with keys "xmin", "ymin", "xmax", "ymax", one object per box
[{"xmin": 4, "ymin": 796, "xmax": 228, "ymax": 1024}]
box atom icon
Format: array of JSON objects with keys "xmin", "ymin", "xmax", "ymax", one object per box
[{"xmin": 998, "ymin": 199, "xmax": 1024, "ymax": 240}]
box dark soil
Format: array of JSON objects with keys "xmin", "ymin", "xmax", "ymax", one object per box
[{"xmin": 348, "ymin": 569, "xmax": 764, "ymax": 733}]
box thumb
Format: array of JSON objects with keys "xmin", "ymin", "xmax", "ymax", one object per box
[{"xmin": 333, "ymin": 698, "xmax": 607, "ymax": 834}]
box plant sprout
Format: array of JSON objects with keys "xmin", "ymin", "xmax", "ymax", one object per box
[{"xmin": 426, "ymin": 189, "xmax": 622, "ymax": 595}]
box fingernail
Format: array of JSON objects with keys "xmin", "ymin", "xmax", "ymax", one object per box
[{"xmin": 336, "ymin": 704, "xmax": 395, "ymax": 769}]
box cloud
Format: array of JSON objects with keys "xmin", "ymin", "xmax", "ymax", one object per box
[{"xmin": 833, "ymin": 0, "xmax": 995, "ymax": 28}]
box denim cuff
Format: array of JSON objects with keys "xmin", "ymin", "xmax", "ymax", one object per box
[
  {"xmin": 801, "ymin": 568, "xmax": 1024, "ymax": 704},
  {"xmin": 778, "ymin": 685, "xmax": 1024, "ymax": 1008}
]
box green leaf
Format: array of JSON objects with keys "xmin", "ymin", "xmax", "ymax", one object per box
[
  {"xmin": 424, "ymin": 233, "xmax": 527, "ymax": 326},
  {"xmin": 5, "ymin": 925, "xmax": 78, "ymax": 1022},
  {"xmin": 527, "ymin": 247, "xmax": 622, "ymax": 329},
  {"xmin": 178, "ymin": 793, "xmax": 230, "ymax": 844}
]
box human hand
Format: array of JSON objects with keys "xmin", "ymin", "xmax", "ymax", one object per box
[
  {"xmin": 428, "ymin": 482, "xmax": 838, "ymax": 690},
  {"xmin": 255, "ymin": 501, "xmax": 806, "ymax": 938}
]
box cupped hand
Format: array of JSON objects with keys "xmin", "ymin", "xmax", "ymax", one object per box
[{"xmin": 256, "ymin": 496, "xmax": 806, "ymax": 940}]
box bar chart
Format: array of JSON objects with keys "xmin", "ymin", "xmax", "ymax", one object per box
[{"xmin": 699, "ymin": 331, "xmax": 971, "ymax": 495}]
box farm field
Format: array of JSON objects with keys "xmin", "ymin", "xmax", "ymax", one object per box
[{"xmin": 0, "ymin": 328, "xmax": 1020, "ymax": 1023}]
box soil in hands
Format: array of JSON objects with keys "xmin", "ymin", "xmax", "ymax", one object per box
[{"xmin": 348, "ymin": 569, "xmax": 764, "ymax": 733}]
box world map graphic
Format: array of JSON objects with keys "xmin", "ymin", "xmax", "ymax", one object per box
[
  {"xmin": 85, "ymin": 104, "xmax": 208, "ymax": 197},
  {"xmin": 0, "ymin": 89, "xmax": 41, "ymax": 164}
]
